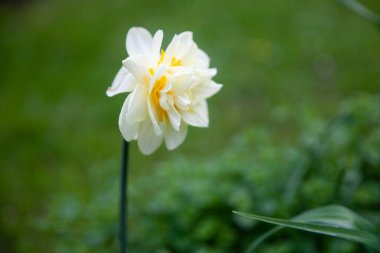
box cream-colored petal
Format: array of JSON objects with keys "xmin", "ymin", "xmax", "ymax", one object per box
[
  {"xmin": 160, "ymin": 80, "xmax": 172, "ymax": 93},
  {"xmin": 126, "ymin": 27, "xmax": 153, "ymax": 57},
  {"xmin": 196, "ymin": 68, "xmax": 217, "ymax": 78},
  {"xmin": 164, "ymin": 122, "xmax": 188, "ymax": 150},
  {"xmin": 152, "ymin": 30, "xmax": 163, "ymax": 63},
  {"xmin": 195, "ymin": 48, "xmax": 210, "ymax": 68},
  {"xmin": 180, "ymin": 44, "xmax": 211, "ymax": 69},
  {"xmin": 120, "ymin": 122, "xmax": 139, "ymax": 141},
  {"xmin": 164, "ymin": 32, "xmax": 194, "ymax": 65},
  {"xmin": 107, "ymin": 67, "xmax": 137, "ymax": 97},
  {"xmin": 170, "ymin": 66, "xmax": 193, "ymax": 76},
  {"xmin": 159, "ymin": 93, "xmax": 169, "ymax": 111},
  {"xmin": 147, "ymin": 97, "xmax": 163, "ymax": 136},
  {"xmin": 122, "ymin": 55, "xmax": 150, "ymax": 84},
  {"xmin": 149, "ymin": 65, "xmax": 168, "ymax": 92},
  {"xmin": 174, "ymin": 95, "xmax": 191, "ymax": 111},
  {"xmin": 137, "ymin": 119, "xmax": 163, "ymax": 155},
  {"xmin": 163, "ymin": 35, "xmax": 179, "ymax": 65},
  {"xmin": 175, "ymin": 31, "xmax": 193, "ymax": 59},
  {"xmin": 167, "ymin": 104, "xmax": 181, "ymax": 131},
  {"xmin": 181, "ymin": 101, "xmax": 209, "ymax": 127},
  {"xmin": 170, "ymin": 73, "xmax": 196, "ymax": 93},
  {"xmin": 118, "ymin": 96, "xmax": 139, "ymax": 141},
  {"xmin": 124, "ymin": 85, "xmax": 148, "ymax": 123},
  {"xmin": 192, "ymin": 80, "xmax": 222, "ymax": 102}
]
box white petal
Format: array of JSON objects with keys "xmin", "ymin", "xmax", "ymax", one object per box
[
  {"xmin": 149, "ymin": 65, "xmax": 168, "ymax": 92},
  {"xmin": 167, "ymin": 104, "xmax": 181, "ymax": 131},
  {"xmin": 192, "ymin": 80, "xmax": 222, "ymax": 102},
  {"xmin": 195, "ymin": 48, "xmax": 210, "ymax": 68},
  {"xmin": 167, "ymin": 94, "xmax": 174, "ymax": 106},
  {"xmin": 196, "ymin": 68, "xmax": 217, "ymax": 78},
  {"xmin": 161, "ymin": 81, "xmax": 172, "ymax": 93},
  {"xmin": 170, "ymin": 66, "xmax": 193, "ymax": 77},
  {"xmin": 137, "ymin": 119, "xmax": 163, "ymax": 155},
  {"xmin": 126, "ymin": 27, "xmax": 153, "ymax": 57},
  {"xmin": 118, "ymin": 96, "xmax": 139, "ymax": 141},
  {"xmin": 163, "ymin": 35, "xmax": 179, "ymax": 65},
  {"xmin": 181, "ymin": 44, "xmax": 210, "ymax": 68},
  {"xmin": 178, "ymin": 32, "xmax": 193, "ymax": 41},
  {"xmin": 124, "ymin": 85, "xmax": 148, "ymax": 123},
  {"xmin": 122, "ymin": 55, "xmax": 150, "ymax": 84},
  {"xmin": 170, "ymin": 73, "xmax": 196, "ymax": 93},
  {"xmin": 152, "ymin": 30, "xmax": 163, "ymax": 63},
  {"xmin": 159, "ymin": 93, "xmax": 169, "ymax": 111},
  {"xmin": 164, "ymin": 122, "xmax": 188, "ymax": 150},
  {"xmin": 164, "ymin": 32, "xmax": 194, "ymax": 65},
  {"xmin": 107, "ymin": 67, "xmax": 137, "ymax": 97},
  {"xmin": 147, "ymin": 97, "xmax": 163, "ymax": 135},
  {"xmin": 181, "ymin": 101, "xmax": 209, "ymax": 127},
  {"xmin": 175, "ymin": 32, "xmax": 194, "ymax": 58},
  {"xmin": 174, "ymin": 95, "xmax": 190, "ymax": 111}
]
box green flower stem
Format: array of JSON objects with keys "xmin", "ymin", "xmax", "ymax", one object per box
[{"xmin": 120, "ymin": 139, "xmax": 129, "ymax": 253}]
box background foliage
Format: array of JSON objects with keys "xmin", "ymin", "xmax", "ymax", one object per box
[{"xmin": 0, "ymin": 0, "xmax": 379, "ymax": 252}]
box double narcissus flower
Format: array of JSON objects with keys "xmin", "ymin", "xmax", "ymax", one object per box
[{"xmin": 107, "ymin": 27, "xmax": 222, "ymax": 155}]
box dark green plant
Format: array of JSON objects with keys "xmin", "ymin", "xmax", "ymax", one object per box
[
  {"xmin": 36, "ymin": 94, "xmax": 380, "ymax": 253},
  {"xmin": 129, "ymin": 94, "xmax": 380, "ymax": 253}
]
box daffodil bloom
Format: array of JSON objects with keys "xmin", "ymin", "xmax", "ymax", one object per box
[{"xmin": 107, "ymin": 27, "xmax": 222, "ymax": 155}]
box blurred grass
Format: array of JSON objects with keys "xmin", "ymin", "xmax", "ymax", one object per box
[{"xmin": 0, "ymin": 0, "xmax": 379, "ymax": 252}]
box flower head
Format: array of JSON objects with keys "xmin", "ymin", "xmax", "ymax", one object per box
[{"xmin": 107, "ymin": 27, "xmax": 222, "ymax": 155}]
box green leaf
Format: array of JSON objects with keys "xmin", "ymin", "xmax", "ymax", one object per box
[
  {"xmin": 243, "ymin": 226, "xmax": 283, "ymax": 253},
  {"xmin": 339, "ymin": 0, "xmax": 380, "ymax": 28},
  {"xmin": 234, "ymin": 205, "xmax": 380, "ymax": 252}
]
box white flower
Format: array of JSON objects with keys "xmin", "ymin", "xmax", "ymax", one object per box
[{"xmin": 107, "ymin": 27, "xmax": 222, "ymax": 155}]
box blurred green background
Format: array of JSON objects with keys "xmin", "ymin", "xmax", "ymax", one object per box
[{"xmin": 1, "ymin": 0, "xmax": 380, "ymax": 252}]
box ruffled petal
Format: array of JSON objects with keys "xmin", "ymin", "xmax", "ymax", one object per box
[
  {"xmin": 196, "ymin": 68, "xmax": 217, "ymax": 78},
  {"xmin": 124, "ymin": 85, "xmax": 148, "ymax": 123},
  {"xmin": 170, "ymin": 72, "xmax": 196, "ymax": 93},
  {"xmin": 192, "ymin": 80, "xmax": 222, "ymax": 102},
  {"xmin": 147, "ymin": 96, "xmax": 163, "ymax": 136},
  {"xmin": 137, "ymin": 119, "xmax": 163, "ymax": 155},
  {"xmin": 167, "ymin": 104, "xmax": 181, "ymax": 131},
  {"xmin": 107, "ymin": 67, "xmax": 137, "ymax": 97},
  {"xmin": 175, "ymin": 32, "xmax": 193, "ymax": 59},
  {"xmin": 126, "ymin": 27, "xmax": 153, "ymax": 57},
  {"xmin": 195, "ymin": 48, "xmax": 210, "ymax": 68},
  {"xmin": 149, "ymin": 65, "xmax": 167, "ymax": 92},
  {"xmin": 164, "ymin": 32, "xmax": 194, "ymax": 65},
  {"xmin": 163, "ymin": 35, "xmax": 179, "ymax": 65},
  {"xmin": 152, "ymin": 30, "xmax": 163, "ymax": 63},
  {"xmin": 164, "ymin": 122, "xmax": 188, "ymax": 150},
  {"xmin": 118, "ymin": 96, "xmax": 139, "ymax": 141},
  {"xmin": 181, "ymin": 44, "xmax": 210, "ymax": 68},
  {"xmin": 174, "ymin": 95, "xmax": 191, "ymax": 111},
  {"xmin": 122, "ymin": 55, "xmax": 150, "ymax": 84},
  {"xmin": 181, "ymin": 100, "xmax": 209, "ymax": 127},
  {"xmin": 159, "ymin": 93, "xmax": 169, "ymax": 111}
]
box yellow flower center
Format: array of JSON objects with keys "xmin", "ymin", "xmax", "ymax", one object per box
[
  {"xmin": 146, "ymin": 50, "xmax": 182, "ymax": 122},
  {"xmin": 170, "ymin": 57, "xmax": 181, "ymax": 66},
  {"xmin": 149, "ymin": 50, "xmax": 182, "ymax": 76},
  {"xmin": 151, "ymin": 75, "xmax": 168, "ymax": 121},
  {"xmin": 159, "ymin": 49, "xmax": 165, "ymax": 63},
  {"xmin": 159, "ymin": 49, "xmax": 182, "ymax": 66}
]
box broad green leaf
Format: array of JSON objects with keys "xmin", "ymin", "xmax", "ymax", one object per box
[
  {"xmin": 234, "ymin": 205, "xmax": 380, "ymax": 252},
  {"xmin": 294, "ymin": 205, "xmax": 377, "ymax": 232}
]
